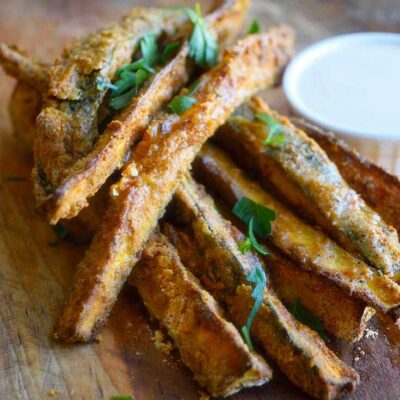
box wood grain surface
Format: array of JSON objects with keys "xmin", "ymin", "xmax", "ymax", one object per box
[{"xmin": 0, "ymin": 1, "xmax": 399, "ymax": 399}]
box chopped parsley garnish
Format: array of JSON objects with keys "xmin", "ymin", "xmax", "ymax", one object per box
[
  {"xmin": 96, "ymin": 78, "xmax": 118, "ymax": 91},
  {"xmin": 161, "ymin": 41, "xmax": 182, "ymax": 64},
  {"xmin": 184, "ymin": 3, "xmax": 218, "ymax": 68},
  {"xmin": 111, "ymin": 396, "xmax": 135, "ymax": 400},
  {"xmin": 291, "ymin": 299, "xmax": 329, "ymax": 342},
  {"xmin": 255, "ymin": 112, "xmax": 286, "ymax": 145},
  {"xmin": 247, "ymin": 217, "xmax": 268, "ymax": 255},
  {"xmin": 187, "ymin": 79, "xmax": 201, "ymax": 94},
  {"xmin": 109, "ymin": 87, "xmax": 137, "ymax": 111},
  {"xmin": 167, "ymin": 96, "xmax": 196, "ymax": 115},
  {"xmin": 117, "ymin": 59, "xmax": 155, "ymax": 75},
  {"xmin": 233, "ymin": 196, "xmax": 275, "ymax": 255},
  {"xmin": 238, "ymin": 237, "xmax": 252, "ymax": 254},
  {"xmin": 167, "ymin": 79, "xmax": 201, "ymax": 115},
  {"xmin": 241, "ymin": 264, "xmax": 267, "ymax": 351},
  {"xmin": 247, "ymin": 19, "xmax": 261, "ymax": 34},
  {"xmin": 97, "ymin": 32, "xmax": 160, "ymax": 110},
  {"xmin": 140, "ymin": 33, "xmax": 158, "ymax": 66}
]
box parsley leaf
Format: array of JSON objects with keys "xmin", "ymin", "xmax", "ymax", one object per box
[
  {"xmin": 135, "ymin": 69, "xmax": 152, "ymax": 87},
  {"xmin": 110, "ymin": 72, "xmax": 136, "ymax": 97},
  {"xmin": 247, "ymin": 19, "xmax": 261, "ymax": 34},
  {"xmin": 167, "ymin": 95, "xmax": 196, "ymax": 115},
  {"xmin": 184, "ymin": 3, "xmax": 218, "ymax": 68},
  {"xmin": 110, "ymin": 87, "xmax": 137, "ymax": 110},
  {"xmin": 291, "ymin": 299, "xmax": 329, "ymax": 342},
  {"xmin": 99, "ymin": 33, "xmax": 160, "ymax": 110},
  {"xmin": 187, "ymin": 79, "xmax": 201, "ymax": 94},
  {"xmin": 140, "ymin": 33, "xmax": 158, "ymax": 66},
  {"xmin": 117, "ymin": 59, "xmax": 155, "ymax": 75},
  {"xmin": 248, "ymin": 217, "xmax": 268, "ymax": 255},
  {"xmin": 233, "ymin": 196, "xmax": 276, "ymax": 239},
  {"xmin": 255, "ymin": 112, "xmax": 286, "ymax": 146},
  {"xmin": 241, "ymin": 265, "xmax": 267, "ymax": 351},
  {"xmin": 161, "ymin": 41, "xmax": 182, "ymax": 64},
  {"xmin": 111, "ymin": 396, "xmax": 135, "ymax": 400},
  {"xmin": 238, "ymin": 237, "xmax": 252, "ymax": 254},
  {"xmin": 239, "ymin": 218, "xmax": 268, "ymax": 255},
  {"xmin": 109, "ymin": 68, "xmax": 152, "ymax": 110},
  {"xmin": 167, "ymin": 80, "xmax": 201, "ymax": 115},
  {"xmin": 96, "ymin": 77, "xmax": 118, "ymax": 91}
]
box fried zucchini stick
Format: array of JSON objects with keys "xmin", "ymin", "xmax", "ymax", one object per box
[
  {"xmin": 32, "ymin": 6, "xmax": 189, "ymax": 219},
  {"xmin": 6, "ymin": 96, "xmax": 272, "ymax": 395},
  {"xmin": 211, "ymin": 197, "xmax": 375, "ymax": 342},
  {"xmin": 55, "ymin": 27, "xmax": 295, "ymax": 342},
  {"xmin": 33, "ymin": 0, "xmax": 249, "ymax": 224},
  {"xmin": 203, "ymin": 201, "xmax": 374, "ymax": 342},
  {"xmin": 293, "ymin": 118, "xmax": 400, "ymax": 235},
  {"xmin": 131, "ymin": 231, "xmax": 272, "ymax": 397},
  {"xmin": 165, "ymin": 176, "xmax": 358, "ymax": 399},
  {"xmin": 214, "ymin": 97, "xmax": 400, "ymax": 276},
  {"xmin": 267, "ymin": 254, "xmax": 375, "ymax": 342},
  {"xmin": 0, "ymin": 43, "xmax": 49, "ymax": 92},
  {"xmin": 194, "ymin": 144, "xmax": 400, "ymax": 314}
]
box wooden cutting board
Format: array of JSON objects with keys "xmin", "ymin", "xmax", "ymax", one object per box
[{"xmin": 0, "ymin": 1, "xmax": 399, "ymax": 399}]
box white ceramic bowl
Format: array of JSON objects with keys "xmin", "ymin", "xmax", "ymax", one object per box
[{"xmin": 283, "ymin": 32, "xmax": 400, "ymax": 142}]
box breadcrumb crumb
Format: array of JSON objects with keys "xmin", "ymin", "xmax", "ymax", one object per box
[{"xmin": 152, "ymin": 330, "xmax": 173, "ymax": 354}]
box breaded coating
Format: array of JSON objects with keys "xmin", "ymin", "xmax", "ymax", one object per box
[
  {"xmin": 293, "ymin": 118, "xmax": 400, "ymax": 236},
  {"xmin": 267, "ymin": 253, "xmax": 375, "ymax": 342},
  {"xmin": 6, "ymin": 79, "xmax": 272, "ymax": 397},
  {"xmin": 33, "ymin": 7, "xmax": 189, "ymax": 217},
  {"xmin": 166, "ymin": 176, "xmax": 358, "ymax": 400},
  {"xmin": 131, "ymin": 231, "xmax": 272, "ymax": 397},
  {"xmin": 33, "ymin": 0, "xmax": 250, "ymax": 224},
  {"xmin": 215, "ymin": 97, "xmax": 400, "ymax": 276},
  {"xmin": 55, "ymin": 27, "xmax": 295, "ymax": 343},
  {"xmin": 194, "ymin": 144, "xmax": 400, "ymax": 314}
]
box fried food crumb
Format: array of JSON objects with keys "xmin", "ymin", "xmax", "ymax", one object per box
[
  {"xmin": 48, "ymin": 389, "xmax": 59, "ymax": 397},
  {"xmin": 110, "ymin": 185, "xmax": 119, "ymax": 197},
  {"xmin": 124, "ymin": 164, "xmax": 139, "ymax": 177},
  {"xmin": 152, "ymin": 330, "xmax": 173, "ymax": 354}
]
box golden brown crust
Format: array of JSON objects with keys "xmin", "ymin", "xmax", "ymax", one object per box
[
  {"xmin": 267, "ymin": 252, "xmax": 375, "ymax": 342},
  {"xmin": 54, "ymin": 27, "xmax": 294, "ymax": 343},
  {"xmin": 215, "ymin": 97, "xmax": 400, "ymax": 276},
  {"xmin": 33, "ymin": 0, "xmax": 251, "ymax": 224},
  {"xmin": 33, "ymin": 7, "xmax": 190, "ymax": 219},
  {"xmin": 293, "ymin": 118, "xmax": 400, "ymax": 235},
  {"xmin": 131, "ymin": 231, "xmax": 272, "ymax": 397},
  {"xmin": 193, "ymin": 143, "xmax": 400, "ymax": 313},
  {"xmin": 167, "ymin": 176, "xmax": 358, "ymax": 399}
]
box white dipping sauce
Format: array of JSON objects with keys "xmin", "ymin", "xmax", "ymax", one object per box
[{"xmin": 283, "ymin": 33, "xmax": 400, "ymax": 140}]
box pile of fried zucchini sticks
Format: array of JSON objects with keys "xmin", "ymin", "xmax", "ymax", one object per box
[{"xmin": 2, "ymin": 0, "xmax": 400, "ymax": 398}]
